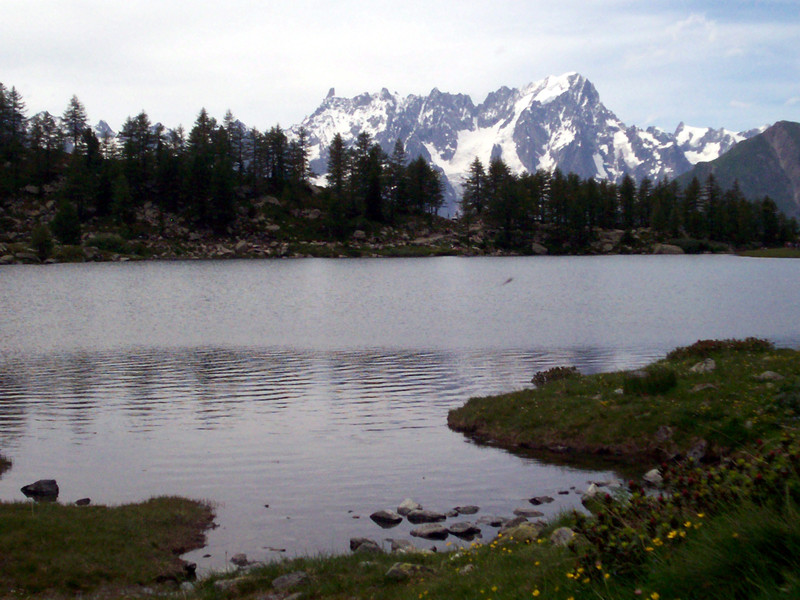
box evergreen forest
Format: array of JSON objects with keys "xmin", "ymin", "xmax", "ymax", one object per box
[{"xmin": 1, "ymin": 82, "xmax": 797, "ymax": 262}]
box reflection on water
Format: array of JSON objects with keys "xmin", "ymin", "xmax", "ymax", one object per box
[{"xmin": 0, "ymin": 345, "xmax": 646, "ymax": 570}]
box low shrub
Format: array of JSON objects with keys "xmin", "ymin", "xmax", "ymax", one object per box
[
  {"xmin": 84, "ymin": 233, "xmax": 130, "ymax": 254},
  {"xmin": 623, "ymin": 366, "xmax": 677, "ymax": 396},
  {"xmin": 531, "ymin": 365, "xmax": 580, "ymax": 387},
  {"xmin": 666, "ymin": 338, "xmax": 774, "ymax": 360}
]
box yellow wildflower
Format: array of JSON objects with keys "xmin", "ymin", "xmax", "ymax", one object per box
[{"xmin": 532, "ymin": 590, "xmax": 540, "ymax": 597}]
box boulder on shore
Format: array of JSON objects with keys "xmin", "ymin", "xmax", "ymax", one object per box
[{"xmin": 21, "ymin": 479, "xmax": 59, "ymax": 499}]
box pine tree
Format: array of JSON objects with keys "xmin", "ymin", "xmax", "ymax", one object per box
[{"xmin": 62, "ymin": 95, "xmax": 88, "ymax": 152}]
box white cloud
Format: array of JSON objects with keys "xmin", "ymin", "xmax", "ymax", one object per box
[{"xmin": 1, "ymin": 0, "xmax": 798, "ymax": 132}]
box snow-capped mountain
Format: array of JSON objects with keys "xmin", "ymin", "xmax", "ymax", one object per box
[{"xmin": 291, "ymin": 73, "xmax": 763, "ymax": 215}]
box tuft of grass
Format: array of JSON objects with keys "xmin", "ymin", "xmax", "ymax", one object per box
[
  {"xmin": 739, "ymin": 247, "xmax": 800, "ymax": 259},
  {"xmin": 0, "ymin": 496, "xmax": 214, "ymax": 597},
  {"xmin": 623, "ymin": 366, "xmax": 677, "ymax": 396}
]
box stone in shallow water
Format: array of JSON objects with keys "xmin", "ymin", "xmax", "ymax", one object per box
[
  {"xmin": 454, "ymin": 505, "xmax": 479, "ymax": 515},
  {"xmin": 370, "ymin": 509, "xmax": 403, "ymax": 527},
  {"xmin": 513, "ymin": 507, "xmax": 544, "ymax": 517},
  {"xmin": 397, "ymin": 498, "xmax": 422, "ymax": 516},
  {"xmin": 448, "ymin": 521, "xmax": 481, "ymax": 538},
  {"xmin": 410, "ymin": 523, "xmax": 449, "ymax": 540},
  {"xmin": 529, "ymin": 496, "xmax": 554, "ymax": 505},
  {"xmin": 406, "ymin": 509, "xmax": 446, "ymax": 524}
]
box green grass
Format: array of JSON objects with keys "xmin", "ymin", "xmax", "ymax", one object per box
[
  {"xmin": 739, "ymin": 247, "xmax": 800, "ymax": 258},
  {"xmin": 0, "ymin": 496, "xmax": 214, "ymax": 597},
  {"xmin": 448, "ymin": 339, "xmax": 800, "ymax": 459}
]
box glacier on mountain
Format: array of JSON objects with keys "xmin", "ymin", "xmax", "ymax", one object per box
[{"xmin": 290, "ymin": 72, "xmax": 763, "ymax": 216}]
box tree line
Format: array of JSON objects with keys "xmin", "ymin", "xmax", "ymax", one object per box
[
  {"xmin": 2, "ymin": 81, "xmax": 797, "ymax": 252},
  {"xmin": 460, "ymin": 156, "xmax": 798, "ymax": 251},
  {"xmin": 0, "ymin": 83, "xmax": 443, "ymax": 245}
]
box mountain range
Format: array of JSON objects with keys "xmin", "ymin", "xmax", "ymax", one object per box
[
  {"xmin": 676, "ymin": 120, "xmax": 800, "ymax": 219},
  {"xmin": 290, "ymin": 72, "xmax": 765, "ymax": 215}
]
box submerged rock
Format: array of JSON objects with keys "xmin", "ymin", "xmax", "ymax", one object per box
[
  {"xmin": 513, "ymin": 507, "xmax": 544, "ymax": 518},
  {"xmin": 453, "ymin": 505, "xmax": 479, "ymax": 515}
]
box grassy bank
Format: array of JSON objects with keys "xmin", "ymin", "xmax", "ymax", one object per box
[
  {"xmin": 738, "ymin": 247, "xmax": 800, "ymax": 258},
  {"xmin": 448, "ymin": 338, "xmax": 800, "ymax": 460},
  {"xmin": 0, "ymin": 496, "xmax": 214, "ymax": 598}
]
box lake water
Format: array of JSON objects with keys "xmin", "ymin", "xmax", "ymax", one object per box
[{"xmin": 1, "ymin": 255, "xmax": 799, "ymax": 571}]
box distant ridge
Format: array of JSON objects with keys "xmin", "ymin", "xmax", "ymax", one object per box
[{"xmin": 676, "ymin": 121, "xmax": 800, "ymax": 218}]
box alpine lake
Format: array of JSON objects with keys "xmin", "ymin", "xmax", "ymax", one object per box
[{"xmin": 1, "ymin": 254, "xmax": 799, "ymax": 572}]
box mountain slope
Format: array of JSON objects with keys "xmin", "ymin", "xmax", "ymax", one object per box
[
  {"xmin": 291, "ymin": 73, "xmax": 760, "ymax": 215},
  {"xmin": 676, "ymin": 121, "xmax": 800, "ymax": 218}
]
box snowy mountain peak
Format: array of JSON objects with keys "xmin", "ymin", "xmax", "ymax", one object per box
[{"xmin": 292, "ymin": 73, "xmax": 764, "ymax": 215}]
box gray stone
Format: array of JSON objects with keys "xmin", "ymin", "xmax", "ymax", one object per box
[
  {"xmin": 529, "ymin": 495, "xmax": 554, "ymax": 505},
  {"xmin": 513, "ymin": 507, "xmax": 544, "ymax": 518},
  {"xmin": 499, "ymin": 516, "xmax": 529, "ymax": 533},
  {"xmin": 655, "ymin": 425, "xmax": 674, "ymax": 442},
  {"xmin": 498, "ymin": 521, "xmax": 544, "ymax": 543},
  {"xmin": 458, "ymin": 564, "xmax": 476, "ymax": 575},
  {"xmin": 410, "ymin": 523, "xmax": 449, "ymax": 540},
  {"xmin": 230, "ymin": 553, "xmax": 250, "ymax": 567},
  {"xmin": 75, "ymin": 498, "xmax": 91, "ymax": 506},
  {"xmin": 686, "ymin": 438, "xmax": 708, "ymax": 462},
  {"xmin": 0, "ymin": 255, "xmax": 14, "ymax": 264},
  {"xmin": 385, "ymin": 562, "xmax": 434, "ymax": 581},
  {"xmin": 691, "ymin": 383, "xmax": 717, "ymax": 393},
  {"xmin": 531, "ymin": 242, "xmax": 548, "ymax": 255},
  {"xmin": 14, "ymin": 252, "xmax": 40, "ymax": 264},
  {"xmin": 755, "ymin": 371, "xmax": 784, "ymax": 382},
  {"xmin": 213, "ymin": 577, "xmax": 248, "ymax": 593},
  {"xmin": 448, "ymin": 521, "xmax": 481, "ymax": 537},
  {"xmin": 370, "ymin": 509, "xmax": 403, "ymax": 527},
  {"xmin": 350, "ymin": 537, "xmax": 382, "ymax": 553},
  {"xmin": 21, "ymin": 479, "xmax": 59, "ymax": 499},
  {"xmin": 690, "ymin": 358, "xmax": 716, "ymax": 374},
  {"xmin": 454, "ymin": 505, "xmax": 479, "ymax": 515},
  {"xmin": 477, "ymin": 515, "xmax": 508, "ymax": 527},
  {"xmin": 388, "ymin": 538, "xmax": 417, "ymax": 553},
  {"xmin": 352, "ymin": 230, "xmax": 367, "ymax": 240},
  {"xmin": 406, "ymin": 509, "xmax": 446, "ymax": 524},
  {"xmin": 272, "ymin": 571, "xmax": 308, "ymax": 591},
  {"xmin": 234, "ymin": 240, "xmax": 248, "ymax": 253},
  {"xmin": 643, "ymin": 468, "xmax": 663, "ymax": 486},
  {"xmin": 653, "ymin": 243, "xmax": 684, "ymax": 255},
  {"xmin": 550, "ymin": 527, "xmax": 576, "ymax": 547}
]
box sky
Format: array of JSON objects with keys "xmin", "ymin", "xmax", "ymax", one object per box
[{"xmin": 2, "ymin": 0, "xmax": 798, "ymax": 134}]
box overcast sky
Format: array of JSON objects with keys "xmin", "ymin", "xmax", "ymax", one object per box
[{"xmin": 2, "ymin": 1, "xmax": 798, "ymax": 134}]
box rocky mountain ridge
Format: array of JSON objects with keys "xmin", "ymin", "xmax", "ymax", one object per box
[{"xmin": 290, "ymin": 73, "xmax": 764, "ymax": 215}]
